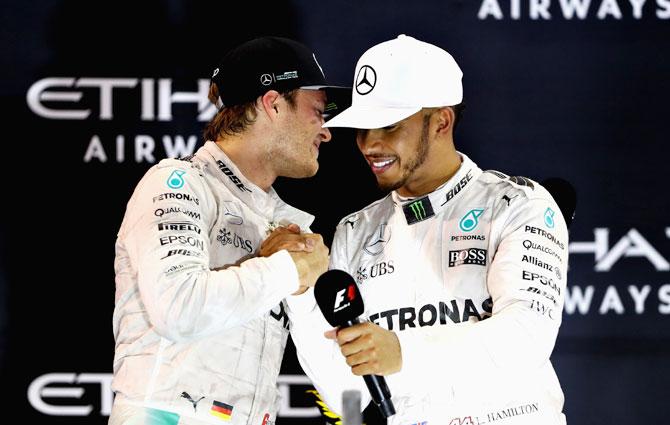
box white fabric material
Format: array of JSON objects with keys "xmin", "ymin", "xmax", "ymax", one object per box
[
  {"xmin": 112, "ymin": 141, "xmax": 313, "ymax": 425},
  {"xmin": 288, "ymin": 153, "xmax": 568, "ymax": 425}
]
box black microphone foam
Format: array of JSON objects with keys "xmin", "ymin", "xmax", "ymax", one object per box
[
  {"xmin": 314, "ymin": 269, "xmax": 365, "ymax": 327},
  {"xmin": 541, "ymin": 177, "xmax": 577, "ymax": 229}
]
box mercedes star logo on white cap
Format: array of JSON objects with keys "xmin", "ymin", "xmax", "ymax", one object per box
[
  {"xmin": 355, "ymin": 65, "xmax": 377, "ymax": 95},
  {"xmin": 324, "ymin": 34, "xmax": 464, "ymax": 129}
]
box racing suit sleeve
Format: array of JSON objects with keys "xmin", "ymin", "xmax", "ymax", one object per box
[
  {"xmin": 118, "ymin": 162, "xmax": 300, "ymax": 342},
  {"xmin": 286, "ymin": 223, "xmax": 370, "ymax": 416},
  {"xmin": 394, "ymin": 195, "xmax": 568, "ymax": 390}
]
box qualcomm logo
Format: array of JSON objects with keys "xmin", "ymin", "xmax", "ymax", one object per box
[{"xmin": 570, "ymin": 227, "xmax": 670, "ymax": 271}]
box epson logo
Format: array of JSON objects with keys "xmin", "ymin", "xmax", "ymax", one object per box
[
  {"xmin": 448, "ymin": 248, "xmax": 487, "ymax": 267},
  {"xmin": 522, "ymin": 270, "xmax": 561, "ymax": 295},
  {"xmin": 27, "ymin": 77, "xmax": 216, "ymax": 121},
  {"xmin": 159, "ymin": 235, "xmax": 204, "ymax": 250}
]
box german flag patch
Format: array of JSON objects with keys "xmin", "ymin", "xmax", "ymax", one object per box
[{"xmin": 210, "ymin": 400, "xmax": 233, "ymax": 421}]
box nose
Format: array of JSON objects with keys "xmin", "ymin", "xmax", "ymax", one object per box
[
  {"xmin": 320, "ymin": 125, "xmax": 332, "ymax": 143},
  {"xmin": 356, "ymin": 129, "xmax": 375, "ymax": 153}
]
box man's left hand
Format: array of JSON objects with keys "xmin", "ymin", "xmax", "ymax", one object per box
[{"xmin": 325, "ymin": 322, "xmax": 402, "ymax": 376}]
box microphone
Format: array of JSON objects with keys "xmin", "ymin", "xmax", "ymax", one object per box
[
  {"xmin": 314, "ymin": 269, "xmax": 396, "ymax": 418},
  {"xmin": 541, "ymin": 177, "xmax": 577, "ymax": 229}
]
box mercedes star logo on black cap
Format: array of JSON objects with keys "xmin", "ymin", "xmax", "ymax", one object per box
[
  {"xmin": 355, "ymin": 65, "xmax": 376, "ymax": 95},
  {"xmin": 260, "ymin": 74, "xmax": 273, "ymax": 86}
]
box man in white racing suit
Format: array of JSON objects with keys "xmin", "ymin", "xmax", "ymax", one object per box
[
  {"xmin": 110, "ymin": 37, "xmax": 339, "ymax": 425},
  {"xmin": 287, "ymin": 35, "xmax": 569, "ymax": 424}
]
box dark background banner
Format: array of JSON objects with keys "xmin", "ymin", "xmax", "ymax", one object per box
[{"xmin": 2, "ymin": 0, "xmax": 669, "ymax": 424}]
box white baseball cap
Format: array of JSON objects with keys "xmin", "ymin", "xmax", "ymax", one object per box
[{"xmin": 324, "ymin": 34, "xmax": 463, "ymax": 129}]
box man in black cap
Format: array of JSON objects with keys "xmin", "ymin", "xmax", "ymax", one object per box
[{"xmin": 110, "ymin": 36, "xmax": 341, "ymax": 425}]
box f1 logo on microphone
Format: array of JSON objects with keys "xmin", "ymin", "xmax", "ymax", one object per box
[{"xmin": 333, "ymin": 284, "xmax": 356, "ymax": 312}]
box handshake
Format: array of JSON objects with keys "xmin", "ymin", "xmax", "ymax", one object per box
[{"xmin": 259, "ymin": 224, "xmax": 329, "ymax": 295}]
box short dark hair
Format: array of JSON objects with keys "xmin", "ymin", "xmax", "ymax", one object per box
[
  {"xmin": 451, "ymin": 101, "xmax": 466, "ymax": 129},
  {"xmin": 202, "ymin": 84, "xmax": 298, "ymax": 140}
]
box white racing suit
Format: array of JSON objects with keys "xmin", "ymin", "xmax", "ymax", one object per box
[
  {"xmin": 111, "ymin": 141, "xmax": 313, "ymax": 425},
  {"xmin": 287, "ymin": 153, "xmax": 569, "ymax": 425}
]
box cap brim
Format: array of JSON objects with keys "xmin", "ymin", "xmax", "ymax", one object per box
[
  {"xmin": 299, "ymin": 86, "xmax": 352, "ymax": 120},
  {"xmin": 323, "ymin": 105, "xmax": 421, "ymax": 129},
  {"xmin": 300, "ymin": 85, "xmax": 350, "ymax": 91}
]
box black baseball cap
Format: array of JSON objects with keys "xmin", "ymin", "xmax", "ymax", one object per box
[{"xmin": 211, "ymin": 36, "xmax": 348, "ymax": 109}]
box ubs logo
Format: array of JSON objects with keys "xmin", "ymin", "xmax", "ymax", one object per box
[{"xmin": 217, "ymin": 228, "xmax": 253, "ymax": 253}]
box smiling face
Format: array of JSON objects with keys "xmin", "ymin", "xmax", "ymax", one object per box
[
  {"xmin": 356, "ymin": 109, "xmax": 435, "ymax": 195},
  {"xmin": 268, "ymin": 89, "xmax": 332, "ymax": 178}
]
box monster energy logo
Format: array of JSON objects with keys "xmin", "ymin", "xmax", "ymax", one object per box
[
  {"xmin": 409, "ymin": 201, "xmax": 426, "ymax": 220},
  {"xmin": 402, "ymin": 196, "xmax": 435, "ymax": 225}
]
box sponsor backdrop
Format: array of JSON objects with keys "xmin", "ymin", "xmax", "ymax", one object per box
[{"xmin": 2, "ymin": 0, "xmax": 669, "ymax": 424}]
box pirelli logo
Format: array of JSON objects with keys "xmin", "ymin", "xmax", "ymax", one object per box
[{"xmin": 158, "ymin": 222, "xmax": 201, "ymax": 234}]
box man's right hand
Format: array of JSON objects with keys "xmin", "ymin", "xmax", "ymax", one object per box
[
  {"xmin": 260, "ymin": 224, "xmax": 329, "ymax": 295},
  {"xmin": 288, "ymin": 233, "xmax": 329, "ymax": 294}
]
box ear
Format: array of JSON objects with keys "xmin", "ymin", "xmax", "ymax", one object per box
[
  {"xmin": 434, "ymin": 107, "xmax": 455, "ymax": 135},
  {"xmin": 260, "ymin": 90, "xmax": 282, "ymax": 119}
]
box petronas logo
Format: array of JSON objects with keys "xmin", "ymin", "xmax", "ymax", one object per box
[
  {"xmin": 459, "ymin": 208, "xmax": 485, "ymax": 232},
  {"xmin": 167, "ymin": 170, "xmax": 186, "ymax": 189}
]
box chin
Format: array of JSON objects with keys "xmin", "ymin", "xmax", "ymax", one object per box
[
  {"xmin": 288, "ymin": 163, "xmax": 319, "ymax": 179},
  {"xmin": 375, "ymin": 176, "xmax": 404, "ymax": 193}
]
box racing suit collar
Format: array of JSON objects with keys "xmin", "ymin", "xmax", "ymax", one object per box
[
  {"xmin": 199, "ymin": 141, "xmax": 315, "ymax": 230},
  {"xmin": 392, "ymin": 151, "xmax": 482, "ymax": 225}
]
